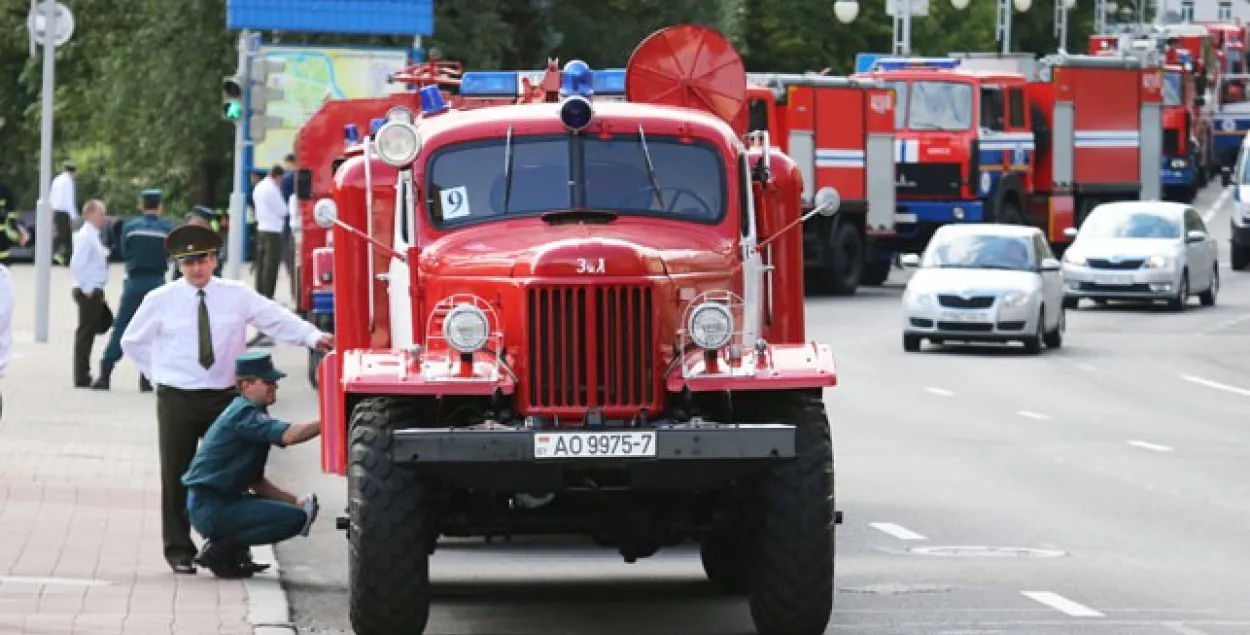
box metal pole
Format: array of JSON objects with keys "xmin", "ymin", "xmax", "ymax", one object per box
[
  {"xmin": 33, "ymin": 0, "xmax": 57, "ymax": 343},
  {"xmin": 1002, "ymin": 0, "xmax": 1013, "ymax": 54},
  {"xmin": 902, "ymin": 0, "xmax": 912, "ymax": 56},
  {"xmin": 225, "ymin": 30, "xmax": 250, "ymax": 281}
]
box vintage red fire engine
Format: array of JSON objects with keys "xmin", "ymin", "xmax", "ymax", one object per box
[
  {"xmin": 742, "ymin": 72, "xmax": 898, "ymax": 292},
  {"xmin": 854, "ymin": 51, "xmax": 1164, "ymax": 251},
  {"xmin": 311, "ymin": 25, "xmax": 841, "ymax": 635}
]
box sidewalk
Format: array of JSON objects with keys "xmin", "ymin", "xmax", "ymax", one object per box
[{"xmin": 0, "ymin": 263, "xmax": 298, "ymax": 635}]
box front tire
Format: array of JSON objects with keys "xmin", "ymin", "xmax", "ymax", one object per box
[
  {"xmin": 748, "ymin": 393, "xmax": 836, "ymax": 635},
  {"xmin": 1199, "ymin": 265, "xmax": 1218, "ymax": 306},
  {"xmin": 348, "ymin": 397, "xmax": 433, "ymax": 635}
]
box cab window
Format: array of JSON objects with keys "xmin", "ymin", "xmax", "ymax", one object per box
[{"xmin": 1163, "ymin": 72, "xmax": 1184, "ymax": 107}]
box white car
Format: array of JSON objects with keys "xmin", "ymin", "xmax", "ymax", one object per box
[
  {"xmin": 900, "ymin": 223, "xmax": 1066, "ymax": 354},
  {"xmin": 1060, "ymin": 200, "xmax": 1218, "ymax": 310}
]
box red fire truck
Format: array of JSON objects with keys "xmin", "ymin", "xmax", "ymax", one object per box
[
  {"xmin": 310, "ymin": 24, "xmax": 842, "ymax": 635},
  {"xmin": 853, "ymin": 52, "xmax": 1164, "ymax": 253},
  {"xmin": 742, "ymin": 73, "xmax": 898, "ymax": 292}
]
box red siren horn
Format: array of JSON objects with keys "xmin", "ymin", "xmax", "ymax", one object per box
[{"xmin": 625, "ymin": 25, "xmax": 748, "ymax": 129}]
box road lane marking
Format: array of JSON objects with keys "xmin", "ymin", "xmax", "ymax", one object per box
[
  {"xmin": 1180, "ymin": 374, "xmax": 1250, "ymax": 398},
  {"xmin": 1164, "ymin": 623, "xmax": 1214, "ymax": 635},
  {"xmin": 1017, "ymin": 410, "xmax": 1050, "ymax": 420},
  {"xmin": 1020, "ymin": 591, "xmax": 1105, "ymax": 617},
  {"xmin": 1204, "ymin": 188, "xmax": 1232, "ymax": 224},
  {"xmin": 869, "ymin": 522, "xmax": 927, "ymax": 541},
  {"xmin": 925, "ymin": 387, "xmax": 954, "ymax": 397},
  {"xmin": 1127, "ymin": 440, "xmax": 1174, "ymax": 453}
]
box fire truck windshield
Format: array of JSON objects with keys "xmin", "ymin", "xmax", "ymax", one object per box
[
  {"xmin": 1163, "ymin": 72, "xmax": 1184, "ymax": 107},
  {"xmin": 425, "ymin": 134, "xmax": 726, "ymax": 227},
  {"xmin": 883, "ymin": 80, "xmax": 973, "ymax": 131}
]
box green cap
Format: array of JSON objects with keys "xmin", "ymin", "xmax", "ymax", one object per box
[{"xmin": 235, "ymin": 351, "xmax": 286, "ymax": 382}]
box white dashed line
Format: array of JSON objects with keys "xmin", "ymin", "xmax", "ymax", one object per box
[
  {"xmin": 1163, "ymin": 622, "xmax": 1214, "ymax": 635},
  {"xmin": 1127, "ymin": 440, "xmax": 1174, "ymax": 452},
  {"xmin": 1180, "ymin": 374, "xmax": 1250, "ymax": 398},
  {"xmin": 1020, "ymin": 591, "xmax": 1105, "ymax": 617},
  {"xmin": 925, "ymin": 387, "xmax": 954, "ymax": 397},
  {"xmin": 1016, "ymin": 410, "xmax": 1050, "ymax": 420},
  {"xmin": 1204, "ymin": 189, "xmax": 1231, "ymax": 224},
  {"xmin": 869, "ymin": 522, "xmax": 927, "ymax": 541}
]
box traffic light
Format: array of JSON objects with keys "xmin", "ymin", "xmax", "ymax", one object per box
[
  {"xmin": 222, "ymin": 75, "xmax": 244, "ymax": 121},
  {"xmin": 247, "ymin": 57, "xmax": 286, "ymax": 144}
]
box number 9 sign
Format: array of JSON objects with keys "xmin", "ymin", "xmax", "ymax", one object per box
[{"xmin": 440, "ymin": 186, "xmax": 471, "ymax": 220}]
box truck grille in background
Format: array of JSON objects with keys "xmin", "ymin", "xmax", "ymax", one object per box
[
  {"xmin": 526, "ymin": 285, "xmax": 655, "ymax": 410},
  {"xmin": 937, "ymin": 295, "xmax": 996, "ymax": 309},
  {"xmin": 897, "ymin": 163, "xmax": 962, "ymax": 197},
  {"xmin": 1163, "ymin": 129, "xmax": 1180, "ymax": 156},
  {"xmin": 1086, "ymin": 258, "xmax": 1145, "ymax": 270}
]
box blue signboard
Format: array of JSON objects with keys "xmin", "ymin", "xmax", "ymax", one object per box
[{"xmin": 227, "ymin": 0, "xmax": 434, "ymax": 36}]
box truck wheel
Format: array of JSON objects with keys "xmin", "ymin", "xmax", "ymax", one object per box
[
  {"xmin": 748, "ymin": 393, "xmax": 835, "ymax": 635},
  {"xmin": 1232, "ymin": 244, "xmax": 1249, "ymax": 271},
  {"xmin": 347, "ymin": 397, "xmax": 432, "ymax": 635},
  {"xmin": 700, "ymin": 529, "xmax": 751, "ymax": 594},
  {"xmin": 826, "ymin": 223, "xmax": 862, "ymax": 296},
  {"xmin": 860, "ymin": 260, "xmax": 891, "ymax": 286}
]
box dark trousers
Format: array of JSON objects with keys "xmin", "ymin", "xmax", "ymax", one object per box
[
  {"xmin": 53, "ymin": 211, "xmax": 72, "ymax": 264},
  {"xmin": 100, "ymin": 275, "xmax": 163, "ymax": 371},
  {"xmin": 282, "ymin": 230, "xmax": 297, "ymax": 303},
  {"xmin": 72, "ymin": 288, "xmax": 108, "ymax": 384},
  {"xmin": 156, "ymin": 385, "xmax": 238, "ymax": 563},
  {"xmin": 255, "ymin": 230, "xmax": 284, "ymax": 300},
  {"xmin": 188, "ymin": 490, "xmax": 306, "ymax": 548}
]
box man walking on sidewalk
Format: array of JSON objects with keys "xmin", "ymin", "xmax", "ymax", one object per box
[
  {"xmin": 250, "ymin": 166, "xmax": 289, "ymax": 347},
  {"xmin": 92, "ymin": 189, "xmax": 173, "ymax": 392},
  {"xmin": 120, "ymin": 224, "xmax": 330, "ymax": 574},
  {"xmin": 70, "ymin": 200, "xmax": 113, "ymax": 388},
  {"xmin": 184, "ymin": 351, "xmax": 321, "ymax": 578},
  {"xmin": 50, "ymin": 161, "xmax": 77, "ymax": 266}
]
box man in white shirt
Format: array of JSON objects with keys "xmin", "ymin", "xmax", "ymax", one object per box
[
  {"xmin": 70, "ymin": 200, "xmax": 112, "ymax": 388},
  {"xmin": 251, "ymin": 165, "xmax": 288, "ymax": 302},
  {"xmin": 120, "ymin": 224, "xmax": 331, "ymax": 575},
  {"xmin": 0, "ymin": 262, "xmax": 12, "ymax": 421},
  {"xmin": 49, "ymin": 161, "xmax": 78, "ymax": 266}
]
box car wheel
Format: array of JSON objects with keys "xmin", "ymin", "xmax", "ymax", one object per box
[
  {"xmin": 1199, "ymin": 265, "xmax": 1218, "ymax": 306},
  {"xmin": 1023, "ymin": 308, "xmax": 1044, "ymax": 354},
  {"xmin": 1168, "ymin": 272, "xmax": 1189, "ymax": 311},
  {"xmin": 1043, "ymin": 306, "xmax": 1064, "ymax": 349}
]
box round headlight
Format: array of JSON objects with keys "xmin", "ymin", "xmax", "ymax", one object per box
[
  {"xmin": 688, "ymin": 302, "xmax": 734, "ymax": 350},
  {"xmin": 374, "ymin": 121, "xmax": 422, "ymax": 167},
  {"xmin": 443, "ymin": 304, "xmax": 489, "ymax": 353},
  {"xmin": 385, "ymin": 106, "xmax": 415, "ymax": 124}
]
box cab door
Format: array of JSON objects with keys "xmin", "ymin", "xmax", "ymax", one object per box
[{"xmin": 388, "ymin": 170, "xmax": 415, "ymax": 348}]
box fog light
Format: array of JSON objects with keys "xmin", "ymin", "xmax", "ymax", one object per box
[{"xmin": 1149, "ymin": 282, "xmax": 1173, "ymax": 292}]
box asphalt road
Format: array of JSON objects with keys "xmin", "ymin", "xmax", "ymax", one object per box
[{"xmin": 265, "ymin": 180, "xmax": 1250, "ymax": 635}]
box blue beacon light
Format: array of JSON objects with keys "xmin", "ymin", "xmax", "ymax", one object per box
[
  {"xmin": 559, "ymin": 59, "xmax": 595, "ymax": 132},
  {"xmin": 419, "ymin": 85, "xmax": 448, "ymax": 115},
  {"xmin": 344, "ymin": 124, "xmax": 360, "ymax": 144},
  {"xmin": 369, "ymin": 117, "xmax": 386, "ymax": 135}
]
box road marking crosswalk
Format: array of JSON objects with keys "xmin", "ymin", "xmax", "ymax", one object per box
[
  {"xmin": 869, "ymin": 522, "xmax": 927, "ymax": 541},
  {"xmin": 1021, "ymin": 591, "xmax": 1105, "ymax": 617}
]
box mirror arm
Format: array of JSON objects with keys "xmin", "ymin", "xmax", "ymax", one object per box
[
  {"xmin": 330, "ymin": 218, "xmax": 408, "ymax": 262},
  {"xmin": 751, "ymin": 206, "xmax": 827, "ymax": 256}
]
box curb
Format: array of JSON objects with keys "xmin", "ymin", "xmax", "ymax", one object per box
[{"xmin": 245, "ymin": 544, "xmax": 298, "ymax": 634}]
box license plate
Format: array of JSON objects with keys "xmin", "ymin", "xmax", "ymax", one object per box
[
  {"xmin": 939, "ymin": 311, "xmax": 989, "ymax": 322},
  {"xmin": 534, "ymin": 431, "xmax": 657, "ymax": 459},
  {"xmin": 1094, "ymin": 273, "xmax": 1133, "ymax": 285}
]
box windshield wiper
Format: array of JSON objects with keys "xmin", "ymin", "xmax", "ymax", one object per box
[
  {"xmin": 541, "ymin": 208, "xmax": 619, "ymax": 225},
  {"xmin": 638, "ymin": 125, "xmax": 665, "ymax": 209},
  {"xmin": 502, "ymin": 126, "xmax": 515, "ymax": 214}
]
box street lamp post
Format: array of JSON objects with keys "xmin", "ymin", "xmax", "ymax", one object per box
[
  {"xmin": 1055, "ymin": 0, "xmax": 1078, "ymax": 53},
  {"xmin": 998, "ymin": 0, "xmax": 1034, "ymax": 54},
  {"xmin": 834, "ymin": 0, "xmax": 968, "ymax": 56}
]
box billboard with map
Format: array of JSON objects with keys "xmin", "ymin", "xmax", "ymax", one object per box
[{"xmin": 250, "ymin": 44, "xmax": 413, "ymax": 170}]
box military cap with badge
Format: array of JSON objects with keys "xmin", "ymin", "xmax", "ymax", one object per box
[{"xmin": 166, "ymin": 223, "xmax": 222, "ymax": 263}]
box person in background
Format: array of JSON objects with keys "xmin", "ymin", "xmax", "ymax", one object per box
[
  {"xmin": 172, "ymin": 207, "xmax": 223, "ymax": 280},
  {"xmin": 119, "ymin": 224, "xmax": 330, "ymax": 575},
  {"xmin": 49, "ymin": 161, "xmax": 77, "ymax": 266},
  {"xmin": 91, "ymin": 189, "xmax": 173, "ymax": 392},
  {"xmin": 0, "ymin": 260, "xmax": 12, "ymax": 421},
  {"xmin": 0, "ymin": 181, "xmax": 30, "ymax": 265},
  {"xmin": 279, "ymin": 154, "xmax": 299, "ymax": 304},
  {"xmin": 247, "ymin": 170, "xmax": 264, "ymax": 276},
  {"xmin": 183, "ymin": 351, "xmax": 321, "ymax": 578},
  {"xmin": 71, "ymin": 200, "xmax": 112, "ymax": 388},
  {"xmin": 249, "ymin": 165, "xmax": 288, "ymax": 346}
]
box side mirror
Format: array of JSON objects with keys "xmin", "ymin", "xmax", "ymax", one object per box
[
  {"xmin": 812, "ymin": 186, "xmax": 841, "ymax": 217},
  {"xmin": 1220, "ymin": 166, "xmax": 1232, "ymax": 187},
  {"xmin": 1040, "ymin": 257, "xmax": 1062, "ymax": 271},
  {"xmin": 296, "ymin": 168, "xmax": 314, "ymax": 200},
  {"xmin": 900, "ymin": 253, "xmax": 921, "ymax": 267},
  {"xmin": 1186, "ymin": 229, "xmax": 1207, "ymax": 242},
  {"xmin": 313, "ymin": 198, "xmax": 338, "ymax": 229},
  {"xmin": 1063, "ymin": 226, "xmax": 1079, "ymax": 239}
]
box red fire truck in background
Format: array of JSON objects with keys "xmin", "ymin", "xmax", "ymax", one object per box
[
  {"xmin": 743, "ymin": 73, "xmax": 898, "ymax": 292},
  {"xmin": 852, "ymin": 52, "xmax": 1164, "ymax": 255}
]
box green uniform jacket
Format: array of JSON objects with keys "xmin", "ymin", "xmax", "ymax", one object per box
[
  {"xmin": 182, "ymin": 396, "xmax": 292, "ymax": 496},
  {"xmin": 120, "ymin": 214, "xmax": 176, "ymax": 279}
]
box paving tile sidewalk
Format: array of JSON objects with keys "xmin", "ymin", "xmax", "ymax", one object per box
[{"xmin": 0, "ymin": 263, "xmax": 296, "ymax": 635}]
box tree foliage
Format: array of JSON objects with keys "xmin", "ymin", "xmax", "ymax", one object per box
[{"xmin": 0, "ymin": 0, "xmax": 1097, "ymax": 216}]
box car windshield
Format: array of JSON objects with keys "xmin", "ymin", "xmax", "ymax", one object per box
[
  {"xmin": 425, "ymin": 134, "xmax": 726, "ymax": 227},
  {"xmin": 1163, "ymin": 71, "xmax": 1183, "ymax": 106},
  {"xmin": 922, "ymin": 234, "xmax": 1035, "ymax": 270},
  {"xmin": 885, "ymin": 80, "xmax": 973, "ymax": 131},
  {"xmin": 1080, "ymin": 209, "xmax": 1182, "ymax": 239}
]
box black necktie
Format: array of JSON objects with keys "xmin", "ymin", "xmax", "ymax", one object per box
[{"xmin": 197, "ymin": 289, "xmax": 214, "ymax": 369}]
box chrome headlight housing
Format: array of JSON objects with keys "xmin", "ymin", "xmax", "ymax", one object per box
[
  {"xmin": 443, "ymin": 304, "xmax": 489, "ymax": 353},
  {"xmin": 903, "ymin": 288, "xmax": 933, "ymax": 307},
  {"xmin": 688, "ymin": 302, "xmax": 734, "ymax": 350},
  {"xmin": 1144, "ymin": 254, "xmax": 1173, "ymax": 269},
  {"xmin": 374, "ymin": 121, "xmax": 422, "ymax": 167},
  {"xmin": 1063, "ymin": 252, "xmax": 1087, "ymax": 266}
]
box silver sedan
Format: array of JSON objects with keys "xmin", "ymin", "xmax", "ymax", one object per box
[{"xmin": 900, "ymin": 224, "xmax": 1066, "ymax": 354}]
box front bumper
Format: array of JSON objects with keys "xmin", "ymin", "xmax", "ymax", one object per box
[
  {"xmin": 389, "ymin": 421, "xmax": 796, "ymax": 491},
  {"xmin": 1062, "ymin": 263, "xmax": 1179, "ymax": 300},
  {"xmin": 903, "ymin": 301, "xmax": 1040, "ymax": 341}
]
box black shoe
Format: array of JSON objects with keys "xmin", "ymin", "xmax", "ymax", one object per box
[
  {"xmin": 75, "ymin": 376, "xmax": 92, "ymax": 388},
  {"xmin": 194, "ymin": 540, "xmax": 254, "ymax": 579},
  {"xmin": 168, "ymin": 555, "xmax": 197, "ymax": 575},
  {"xmin": 236, "ymin": 548, "xmax": 271, "ymax": 573},
  {"xmin": 139, "ymin": 376, "xmax": 153, "ymax": 392},
  {"xmin": 90, "ymin": 369, "xmax": 111, "ymax": 390}
]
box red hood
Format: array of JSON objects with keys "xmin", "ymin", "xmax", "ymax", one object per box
[{"xmin": 419, "ymin": 219, "xmax": 737, "ymax": 278}]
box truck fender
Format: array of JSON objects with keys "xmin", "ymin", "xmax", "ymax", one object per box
[
  {"xmin": 340, "ymin": 349, "xmax": 517, "ymax": 397},
  {"xmin": 665, "ymin": 341, "xmax": 838, "ymax": 393}
]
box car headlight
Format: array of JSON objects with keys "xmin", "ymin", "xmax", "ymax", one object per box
[
  {"xmin": 688, "ymin": 302, "xmax": 734, "ymax": 349},
  {"xmin": 1144, "ymin": 254, "xmax": 1172, "ymax": 269},
  {"xmin": 1170, "ymin": 158, "xmax": 1188, "ymax": 169},
  {"xmin": 904, "ymin": 289, "xmax": 933, "ymax": 307},
  {"xmin": 1001, "ymin": 290, "xmax": 1031, "ymax": 307},
  {"xmin": 443, "ymin": 304, "xmax": 489, "ymax": 353},
  {"xmin": 1063, "ymin": 252, "xmax": 1086, "ymax": 266},
  {"xmin": 374, "ymin": 121, "xmax": 422, "ymax": 167}
]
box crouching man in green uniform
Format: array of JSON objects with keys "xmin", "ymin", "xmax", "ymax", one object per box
[{"xmin": 182, "ymin": 351, "xmax": 321, "ymax": 578}]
